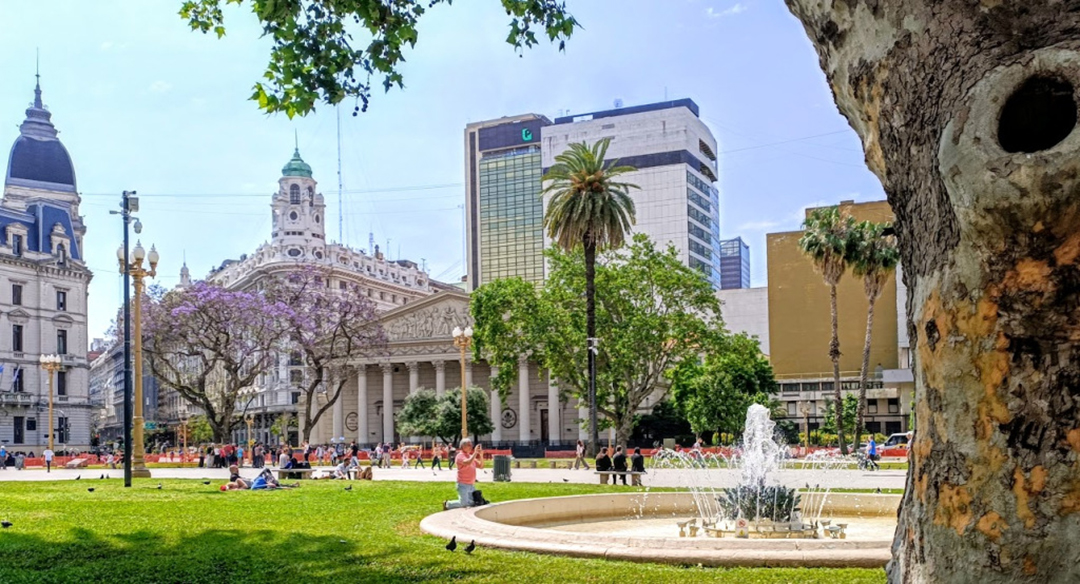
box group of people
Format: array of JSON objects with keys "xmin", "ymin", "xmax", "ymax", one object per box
[
  {"xmin": 372, "ymin": 443, "xmax": 457, "ymax": 470},
  {"xmin": 594, "ymin": 445, "xmax": 646, "ymax": 484}
]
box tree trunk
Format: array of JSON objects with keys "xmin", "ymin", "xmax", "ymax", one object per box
[
  {"xmin": 830, "ymin": 283, "xmax": 847, "ymax": 454},
  {"xmin": 787, "ymin": 2, "xmax": 1080, "ymax": 581},
  {"xmin": 855, "ymin": 293, "xmax": 879, "ymax": 450},
  {"xmin": 585, "ymin": 234, "xmax": 600, "ymax": 458}
]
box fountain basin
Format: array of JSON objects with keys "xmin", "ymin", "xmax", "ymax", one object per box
[{"xmin": 420, "ymin": 492, "xmax": 901, "ymax": 568}]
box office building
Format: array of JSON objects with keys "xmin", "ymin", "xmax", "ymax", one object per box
[
  {"xmin": 541, "ymin": 99, "xmax": 722, "ymax": 287},
  {"xmin": 464, "ymin": 114, "xmax": 551, "ymax": 290},
  {"xmin": 718, "ymin": 237, "xmax": 750, "ymax": 289}
]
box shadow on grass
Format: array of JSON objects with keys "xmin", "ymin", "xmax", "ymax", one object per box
[{"xmin": 0, "ymin": 526, "xmax": 481, "ymax": 584}]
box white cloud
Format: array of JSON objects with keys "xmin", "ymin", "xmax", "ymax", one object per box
[
  {"xmin": 737, "ymin": 219, "xmax": 781, "ymax": 232},
  {"xmin": 100, "ymin": 41, "xmax": 114, "ymax": 51},
  {"xmin": 707, "ymin": 3, "xmax": 748, "ymax": 18},
  {"xmin": 149, "ymin": 80, "xmax": 173, "ymax": 94}
]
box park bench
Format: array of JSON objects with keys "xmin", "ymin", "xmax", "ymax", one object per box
[
  {"xmin": 594, "ymin": 470, "xmax": 645, "ymax": 486},
  {"xmin": 273, "ymin": 467, "xmax": 316, "ymax": 481},
  {"xmin": 65, "ymin": 458, "xmax": 88, "ymax": 469}
]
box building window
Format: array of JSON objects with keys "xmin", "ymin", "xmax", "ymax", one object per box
[
  {"xmin": 289, "ymin": 184, "xmax": 301, "ymax": 204},
  {"xmin": 13, "ymin": 417, "xmax": 23, "ymax": 444},
  {"xmin": 12, "ymin": 367, "xmax": 23, "ymax": 392},
  {"xmin": 291, "ymin": 392, "xmax": 301, "ymax": 405},
  {"xmin": 868, "ymin": 401, "xmax": 878, "ymax": 414},
  {"xmin": 888, "ymin": 398, "xmax": 900, "ymax": 414},
  {"xmin": 57, "ymin": 417, "xmax": 69, "ymax": 444},
  {"xmin": 12, "ymin": 325, "xmax": 23, "ymax": 353},
  {"xmin": 57, "ymin": 244, "xmax": 67, "ymax": 265},
  {"xmin": 11, "ymin": 284, "xmax": 22, "ymax": 306},
  {"xmin": 57, "ymin": 330, "xmax": 68, "ymax": 355},
  {"xmin": 56, "ymin": 290, "xmax": 67, "ymax": 311},
  {"xmin": 289, "ymin": 351, "xmax": 302, "ymax": 366},
  {"xmin": 290, "ymin": 370, "xmax": 303, "ymax": 384},
  {"xmin": 57, "ymin": 371, "xmax": 66, "ymax": 396},
  {"xmin": 12, "ymin": 234, "xmax": 22, "ymax": 256},
  {"xmin": 339, "ymin": 281, "xmax": 347, "ymax": 290},
  {"xmin": 786, "ymin": 402, "xmax": 797, "ymax": 416},
  {"xmin": 25, "ymin": 418, "xmax": 36, "ymax": 432}
]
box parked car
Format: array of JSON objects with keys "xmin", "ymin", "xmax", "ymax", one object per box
[{"xmin": 883, "ymin": 432, "xmax": 911, "ymax": 449}]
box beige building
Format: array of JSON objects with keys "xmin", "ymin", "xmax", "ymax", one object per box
[{"xmin": 766, "ymin": 199, "xmax": 911, "ymax": 436}]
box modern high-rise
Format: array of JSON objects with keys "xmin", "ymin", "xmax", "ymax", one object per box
[
  {"xmin": 464, "ymin": 114, "xmax": 551, "ymax": 290},
  {"xmin": 541, "ymin": 99, "xmax": 722, "ymax": 287},
  {"xmin": 718, "ymin": 236, "xmax": 750, "ymax": 289}
]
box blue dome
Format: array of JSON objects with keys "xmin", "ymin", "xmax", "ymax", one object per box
[{"xmin": 4, "ymin": 82, "xmax": 76, "ymax": 192}]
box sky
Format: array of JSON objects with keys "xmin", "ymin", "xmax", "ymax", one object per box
[{"xmin": 0, "ymin": 0, "xmax": 885, "ymax": 343}]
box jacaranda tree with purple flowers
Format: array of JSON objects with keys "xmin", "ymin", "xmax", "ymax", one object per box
[
  {"xmin": 144, "ymin": 281, "xmax": 294, "ymax": 442},
  {"xmin": 264, "ymin": 266, "xmax": 385, "ymax": 442}
]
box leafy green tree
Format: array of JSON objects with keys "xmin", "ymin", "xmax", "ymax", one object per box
[
  {"xmin": 269, "ymin": 415, "xmax": 297, "ymax": 444},
  {"xmin": 798, "ymin": 206, "xmax": 858, "ymax": 454},
  {"xmin": 181, "ymin": 0, "xmax": 578, "ymax": 117},
  {"xmin": 848, "ymin": 220, "xmax": 900, "ymax": 449},
  {"xmin": 472, "ymin": 235, "xmax": 722, "ymax": 448},
  {"xmin": 630, "ymin": 399, "xmax": 692, "ymax": 447},
  {"xmin": 820, "ymin": 394, "xmax": 862, "ymax": 444},
  {"xmin": 670, "ymin": 333, "xmax": 777, "ymax": 439},
  {"xmin": 187, "ymin": 415, "xmax": 214, "ymax": 445},
  {"xmin": 541, "ymin": 138, "xmax": 638, "ymax": 456},
  {"xmin": 397, "ymin": 387, "xmax": 493, "ymax": 446}
]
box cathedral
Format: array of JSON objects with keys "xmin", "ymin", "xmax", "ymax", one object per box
[
  {"xmin": 0, "ymin": 79, "xmax": 92, "ymax": 450},
  {"xmin": 198, "ymin": 148, "xmax": 582, "ymax": 450}
]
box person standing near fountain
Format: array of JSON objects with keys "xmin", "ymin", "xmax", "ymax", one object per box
[{"xmin": 444, "ymin": 439, "xmax": 484, "ymax": 510}]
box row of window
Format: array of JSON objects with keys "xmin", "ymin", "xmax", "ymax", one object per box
[
  {"xmin": 689, "ymin": 239, "xmax": 712, "ymax": 260},
  {"xmin": 779, "ymin": 380, "xmax": 886, "ymax": 393},
  {"xmin": 688, "ymin": 222, "xmax": 712, "ymax": 245},
  {"xmin": 6, "ymin": 367, "xmax": 66, "ymax": 395},
  {"xmin": 7, "ymin": 415, "xmax": 69, "ymax": 444},
  {"xmin": 10, "ymin": 326, "xmax": 68, "ymax": 355},
  {"xmin": 784, "ymin": 398, "xmax": 901, "ymax": 416},
  {"xmin": 686, "ymin": 170, "xmax": 713, "ymax": 195},
  {"xmin": 8, "ymin": 284, "xmax": 67, "ymax": 311}
]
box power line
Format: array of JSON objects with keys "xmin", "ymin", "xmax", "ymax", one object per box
[
  {"xmin": 715, "ymin": 130, "xmax": 852, "ymax": 155},
  {"xmin": 79, "ymin": 182, "xmax": 463, "ymax": 198}
]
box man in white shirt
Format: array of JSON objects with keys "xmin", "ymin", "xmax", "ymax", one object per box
[{"xmin": 43, "ymin": 448, "xmax": 54, "ymax": 473}]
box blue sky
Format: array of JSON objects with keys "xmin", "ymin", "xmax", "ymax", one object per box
[{"xmin": 0, "ymin": 0, "xmax": 885, "ymax": 341}]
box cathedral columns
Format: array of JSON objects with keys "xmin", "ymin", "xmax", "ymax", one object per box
[
  {"xmin": 407, "ymin": 361, "xmax": 420, "ymax": 395},
  {"xmin": 331, "ymin": 372, "xmax": 344, "ymax": 442},
  {"xmin": 489, "ymin": 366, "xmax": 502, "ymax": 443},
  {"xmin": 433, "ymin": 360, "xmax": 446, "ymax": 397},
  {"xmin": 381, "ymin": 363, "xmax": 394, "ymax": 442},
  {"xmin": 357, "ymin": 365, "xmax": 368, "ymax": 444},
  {"xmin": 518, "ymin": 357, "xmax": 531, "ymax": 443}
]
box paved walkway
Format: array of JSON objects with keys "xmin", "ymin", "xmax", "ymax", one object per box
[{"xmin": 0, "ymin": 465, "xmax": 907, "ymax": 490}]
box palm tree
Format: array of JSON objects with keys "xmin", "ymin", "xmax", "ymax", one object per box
[
  {"xmin": 542, "ymin": 138, "xmax": 638, "ymax": 456},
  {"xmin": 850, "ymin": 221, "xmax": 899, "ymax": 451},
  {"xmin": 798, "ymin": 206, "xmax": 857, "ymax": 455}
]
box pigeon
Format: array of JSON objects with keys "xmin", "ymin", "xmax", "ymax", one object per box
[
  {"xmin": 875, "ymin": 488, "xmax": 882, "ymax": 494},
  {"xmin": 562, "ymin": 478, "xmax": 569, "ymax": 483},
  {"xmin": 99, "ymin": 474, "xmax": 105, "ymax": 480},
  {"xmin": 464, "ymin": 540, "xmax": 476, "ymax": 554},
  {"xmin": 445, "ymin": 536, "xmax": 457, "ymax": 552},
  {"xmin": 74, "ymin": 475, "xmax": 80, "ymax": 481},
  {"xmin": 87, "ymin": 488, "xmax": 95, "ymax": 493},
  {"xmin": 156, "ymin": 484, "xmax": 163, "ymax": 490},
  {"xmin": 344, "ymin": 485, "xmax": 352, "ymax": 492},
  {"xmin": 202, "ymin": 481, "xmax": 211, "ymax": 485},
  {"xmin": 1, "ymin": 521, "xmax": 12, "ymax": 529}
]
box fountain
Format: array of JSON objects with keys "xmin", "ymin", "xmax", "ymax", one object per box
[{"xmin": 420, "ymin": 404, "xmax": 902, "ymax": 567}]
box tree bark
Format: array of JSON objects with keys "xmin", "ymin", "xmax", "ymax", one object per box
[
  {"xmin": 787, "ymin": 2, "xmax": 1080, "ymax": 581},
  {"xmin": 855, "ymin": 292, "xmax": 879, "ymax": 449},
  {"xmin": 831, "ymin": 283, "xmax": 847, "ymax": 454},
  {"xmin": 585, "ymin": 234, "xmax": 600, "ymax": 458}
]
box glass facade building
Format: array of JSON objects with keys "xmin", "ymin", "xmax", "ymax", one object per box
[
  {"xmin": 719, "ymin": 236, "xmax": 751, "ymax": 289},
  {"xmin": 477, "ymin": 147, "xmax": 545, "ymax": 284},
  {"xmin": 465, "ymin": 114, "xmax": 551, "ymax": 290}
]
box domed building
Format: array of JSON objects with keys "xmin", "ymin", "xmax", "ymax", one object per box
[{"xmin": 0, "ymin": 79, "xmax": 93, "ymax": 452}]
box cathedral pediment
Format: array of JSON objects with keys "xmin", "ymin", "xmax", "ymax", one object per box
[{"xmin": 378, "ymin": 290, "xmax": 472, "ymax": 342}]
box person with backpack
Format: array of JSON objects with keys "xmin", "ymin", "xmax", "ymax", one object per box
[{"xmin": 443, "ymin": 439, "xmax": 485, "ymax": 510}]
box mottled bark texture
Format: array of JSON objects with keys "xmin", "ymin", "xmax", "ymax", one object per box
[{"xmin": 786, "ymin": 1, "xmax": 1080, "ymax": 582}]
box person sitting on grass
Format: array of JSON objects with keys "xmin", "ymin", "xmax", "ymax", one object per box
[{"xmin": 444, "ymin": 439, "xmax": 484, "ymax": 510}]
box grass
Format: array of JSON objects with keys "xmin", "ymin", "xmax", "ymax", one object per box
[{"xmin": 0, "ymin": 480, "xmax": 885, "ymax": 584}]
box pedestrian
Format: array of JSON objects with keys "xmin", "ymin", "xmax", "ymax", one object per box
[
  {"xmin": 612, "ymin": 446, "xmax": 628, "ymax": 485},
  {"xmin": 572, "ymin": 440, "xmax": 590, "ymax": 470},
  {"xmin": 867, "ymin": 437, "xmax": 880, "ymax": 471},
  {"xmin": 43, "ymin": 447, "xmax": 54, "ymax": 473},
  {"xmin": 595, "ymin": 447, "xmax": 612, "ymax": 484},
  {"xmin": 630, "ymin": 447, "xmax": 646, "ymax": 485},
  {"xmin": 431, "ymin": 444, "xmax": 443, "ymax": 471},
  {"xmin": 443, "ymin": 439, "xmax": 484, "ymax": 510},
  {"xmin": 0, "ymin": 444, "xmax": 6, "ymax": 470},
  {"xmin": 415, "ymin": 447, "xmax": 426, "ymax": 469},
  {"xmin": 447, "ymin": 444, "xmax": 456, "ymax": 470}
]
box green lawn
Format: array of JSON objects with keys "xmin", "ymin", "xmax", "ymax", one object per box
[{"xmin": 0, "ymin": 480, "xmax": 885, "ymax": 584}]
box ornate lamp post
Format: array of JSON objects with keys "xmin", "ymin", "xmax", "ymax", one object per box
[
  {"xmin": 118, "ymin": 240, "xmax": 158, "ymax": 478},
  {"xmin": 452, "ymin": 326, "xmax": 473, "ymax": 440},
  {"xmin": 38, "ymin": 354, "xmax": 62, "ymax": 451},
  {"xmin": 245, "ymin": 414, "xmax": 255, "ymax": 464}
]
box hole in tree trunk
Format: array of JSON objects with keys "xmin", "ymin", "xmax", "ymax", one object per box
[{"xmin": 998, "ymin": 75, "xmax": 1077, "ymax": 153}]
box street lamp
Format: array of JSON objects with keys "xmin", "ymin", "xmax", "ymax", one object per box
[
  {"xmin": 452, "ymin": 326, "xmax": 473, "ymax": 440},
  {"xmin": 118, "ymin": 240, "xmax": 158, "ymax": 479},
  {"xmin": 38, "ymin": 354, "xmax": 62, "ymax": 452},
  {"xmin": 799, "ymin": 401, "xmax": 813, "ymax": 456},
  {"xmin": 110, "ymin": 190, "xmax": 139, "ymax": 487}
]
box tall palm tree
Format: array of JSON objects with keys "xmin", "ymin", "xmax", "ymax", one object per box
[
  {"xmin": 798, "ymin": 206, "xmax": 857, "ymax": 454},
  {"xmin": 850, "ymin": 221, "xmax": 900, "ymax": 451},
  {"xmin": 542, "ymin": 138, "xmax": 638, "ymax": 456}
]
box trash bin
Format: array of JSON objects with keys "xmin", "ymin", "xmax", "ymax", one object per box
[{"xmin": 493, "ymin": 455, "xmax": 512, "ymax": 482}]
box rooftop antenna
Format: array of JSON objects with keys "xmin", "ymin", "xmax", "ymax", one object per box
[
  {"xmin": 34, "ymin": 48, "xmax": 42, "ymax": 108},
  {"xmin": 386, "ymin": 238, "xmax": 391, "ymax": 260},
  {"xmin": 294, "ymin": 129, "xmax": 298, "ymax": 151},
  {"xmin": 336, "ymin": 105, "xmax": 344, "ymax": 244},
  {"xmin": 369, "ymin": 230, "xmax": 375, "ymax": 257},
  {"xmin": 421, "ymin": 258, "xmax": 427, "ymax": 273}
]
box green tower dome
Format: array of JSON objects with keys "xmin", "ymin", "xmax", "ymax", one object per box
[{"xmin": 282, "ymin": 148, "xmax": 312, "ymax": 178}]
